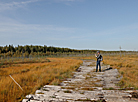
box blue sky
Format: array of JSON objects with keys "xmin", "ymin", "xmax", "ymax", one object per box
[{"xmin": 0, "ymin": 0, "xmax": 138, "ymax": 51}]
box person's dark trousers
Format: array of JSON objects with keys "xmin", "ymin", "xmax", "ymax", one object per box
[{"xmin": 96, "ymin": 61, "xmax": 101, "ymax": 72}]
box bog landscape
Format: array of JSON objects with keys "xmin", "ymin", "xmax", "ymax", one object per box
[
  {"xmin": 0, "ymin": 45, "xmax": 138, "ymax": 102},
  {"xmin": 1, "ymin": 0, "xmax": 138, "ymax": 102}
]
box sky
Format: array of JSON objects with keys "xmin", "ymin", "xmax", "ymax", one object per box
[{"xmin": 0, "ymin": 0, "xmax": 138, "ymax": 51}]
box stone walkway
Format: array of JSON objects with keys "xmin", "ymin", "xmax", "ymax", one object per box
[{"xmin": 22, "ymin": 60, "xmax": 138, "ymax": 102}]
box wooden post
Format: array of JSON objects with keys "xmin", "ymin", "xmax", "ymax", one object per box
[
  {"xmin": 9, "ymin": 75, "xmax": 23, "ymax": 91},
  {"xmin": 120, "ymin": 46, "xmax": 122, "ymax": 58}
]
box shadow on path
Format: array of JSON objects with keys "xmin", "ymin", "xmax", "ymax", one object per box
[{"xmin": 102, "ymin": 67, "xmax": 113, "ymax": 72}]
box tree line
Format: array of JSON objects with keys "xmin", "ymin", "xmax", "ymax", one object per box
[
  {"xmin": 0, "ymin": 45, "xmax": 97, "ymax": 57},
  {"xmin": 0, "ymin": 45, "xmax": 131, "ymax": 58}
]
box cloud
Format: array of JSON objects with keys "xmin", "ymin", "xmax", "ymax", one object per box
[
  {"xmin": 0, "ymin": 21, "xmax": 80, "ymax": 46},
  {"xmin": 55, "ymin": 0, "xmax": 83, "ymax": 1},
  {"xmin": 0, "ymin": 21, "xmax": 76, "ymax": 40},
  {"xmin": 0, "ymin": 0, "xmax": 84, "ymax": 12},
  {"xmin": 0, "ymin": 23, "xmax": 75, "ymax": 34},
  {"xmin": 51, "ymin": 0, "xmax": 84, "ymax": 5},
  {"xmin": 0, "ymin": 0, "xmax": 41, "ymax": 12}
]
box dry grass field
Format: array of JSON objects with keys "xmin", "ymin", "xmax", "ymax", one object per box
[
  {"xmin": 103, "ymin": 54, "xmax": 138, "ymax": 89},
  {"xmin": 0, "ymin": 54, "xmax": 138, "ymax": 102},
  {"xmin": 0, "ymin": 57, "xmax": 83, "ymax": 102},
  {"xmin": 75, "ymin": 54, "xmax": 138, "ymax": 89}
]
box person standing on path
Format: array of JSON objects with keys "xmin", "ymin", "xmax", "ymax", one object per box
[{"xmin": 95, "ymin": 51, "xmax": 103, "ymax": 72}]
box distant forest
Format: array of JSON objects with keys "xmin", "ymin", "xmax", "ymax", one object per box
[
  {"xmin": 0, "ymin": 45, "xmax": 95, "ymax": 57},
  {"xmin": 0, "ymin": 45, "xmax": 127, "ymax": 57}
]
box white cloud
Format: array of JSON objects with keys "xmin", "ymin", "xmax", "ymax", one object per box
[
  {"xmin": 0, "ymin": 23, "xmax": 75, "ymax": 34},
  {"xmin": 55, "ymin": 0, "xmax": 83, "ymax": 1},
  {"xmin": 0, "ymin": 21, "xmax": 77, "ymax": 40},
  {"xmin": 51, "ymin": 0, "xmax": 84, "ymax": 5},
  {"xmin": 0, "ymin": 0, "xmax": 41, "ymax": 12},
  {"xmin": 0, "ymin": 21, "xmax": 79, "ymax": 46},
  {"xmin": 0, "ymin": 0, "xmax": 84, "ymax": 12}
]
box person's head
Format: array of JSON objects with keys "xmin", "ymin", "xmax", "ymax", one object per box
[{"xmin": 97, "ymin": 51, "xmax": 100, "ymax": 54}]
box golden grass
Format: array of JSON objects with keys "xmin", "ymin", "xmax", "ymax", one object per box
[
  {"xmin": 1, "ymin": 54, "xmax": 137, "ymax": 101},
  {"xmin": 0, "ymin": 57, "xmax": 83, "ymax": 102},
  {"xmin": 74, "ymin": 54, "xmax": 138, "ymax": 89},
  {"xmin": 103, "ymin": 54, "xmax": 138, "ymax": 89}
]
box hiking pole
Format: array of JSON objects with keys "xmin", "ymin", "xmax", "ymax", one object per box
[{"xmin": 9, "ymin": 75, "xmax": 23, "ymax": 91}]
